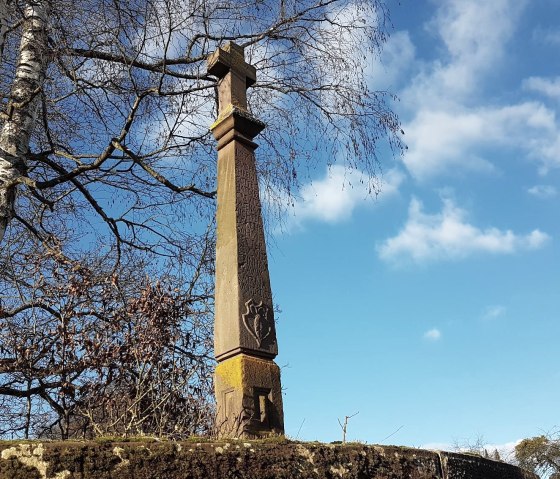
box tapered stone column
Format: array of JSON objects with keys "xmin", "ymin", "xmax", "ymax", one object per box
[{"xmin": 208, "ymin": 42, "xmax": 284, "ymax": 438}]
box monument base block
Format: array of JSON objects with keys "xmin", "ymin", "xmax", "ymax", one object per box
[{"xmin": 214, "ymin": 354, "xmax": 284, "ymax": 438}]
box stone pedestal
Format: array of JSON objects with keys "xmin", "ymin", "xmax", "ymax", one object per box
[
  {"xmin": 208, "ymin": 42, "xmax": 284, "ymax": 437},
  {"xmin": 214, "ymin": 355, "xmax": 284, "ymax": 437}
]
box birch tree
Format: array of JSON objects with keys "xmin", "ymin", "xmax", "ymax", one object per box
[
  {"xmin": 0, "ymin": 0, "xmax": 48, "ymax": 243},
  {"xmin": 0, "ymin": 0, "xmax": 10, "ymax": 60},
  {"xmin": 0, "ymin": 0, "xmax": 403, "ymax": 439},
  {"xmin": 0, "ymin": 0, "xmax": 402, "ymax": 253}
]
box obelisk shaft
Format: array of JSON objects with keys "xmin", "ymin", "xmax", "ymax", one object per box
[{"xmin": 208, "ymin": 42, "xmax": 284, "ymax": 437}]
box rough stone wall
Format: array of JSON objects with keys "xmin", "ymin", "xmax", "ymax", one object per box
[{"xmin": 0, "ymin": 440, "xmax": 538, "ymax": 479}]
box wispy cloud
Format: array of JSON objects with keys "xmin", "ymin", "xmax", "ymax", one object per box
[
  {"xmin": 367, "ymin": 30, "xmax": 416, "ymax": 91},
  {"xmin": 533, "ymin": 27, "xmax": 560, "ymax": 46},
  {"xmin": 378, "ymin": 198, "xmax": 550, "ymax": 264},
  {"xmin": 483, "ymin": 305, "xmax": 506, "ymax": 320},
  {"xmin": 523, "ymin": 76, "xmax": 560, "ymax": 101},
  {"xmin": 280, "ymin": 166, "xmax": 404, "ymax": 229},
  {"xmin": 403, "ymin": 0, "xmax": 526, "ymax": 105},
  {"xmin": 527, "ymin": 185, "xmax": 558, "ymax": 199},
  {"xmin": 423, "ymin": 329, "xmax": 442, "ymax": 341}
]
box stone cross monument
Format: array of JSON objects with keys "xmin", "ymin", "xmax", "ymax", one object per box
[{"xmin": 208, "ymin": 42, "xmax": 284, "ymax": 438}]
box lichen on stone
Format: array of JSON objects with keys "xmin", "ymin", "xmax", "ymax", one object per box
[
  {"xmin": 1, "ymin": 443, "xmax": 70, "ymax": 479},
  {"xmin": 112, "ymin": 446, "xmax": 130, "ymax": 469}
]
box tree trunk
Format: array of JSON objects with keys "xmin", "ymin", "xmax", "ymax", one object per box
[
  {"xmin": 0, "ymin": 0, "xmax": 49, "ymax": 243},
  {"xmin": 0, "ymin": 0, "xmax": 9, "ymax": 61}
]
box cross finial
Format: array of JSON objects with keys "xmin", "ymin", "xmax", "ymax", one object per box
[{"xmin": 208, "ymin": 42, "xmax": 256, "ymax": 114}]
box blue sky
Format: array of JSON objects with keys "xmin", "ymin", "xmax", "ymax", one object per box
[{"xmin": 268, "ymin": 0, "xmax": 560, "ymax": 455}]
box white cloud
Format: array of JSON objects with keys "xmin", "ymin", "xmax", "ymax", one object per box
[
  {"xmin": 403, "ymin": 102, "xmax": 559, "ymax": 179},
  {"xmin": 377, "ymin": 198, "xmax": 550, "ymax": 264},
  {"xmin": 367, "ymin": 31, "xmax": 416, "ymax": 91},
  {"xmin": 404, "ymin": 0, "xmax": 526, "ymax": 104},
  {"xmin": 283, "ymin": 165, "xmax": 404, "ymax": 228},
  {"xmin": 423, "ymin": 328, "xmax": 442, "ymax": 341},
  {"xmin": 422, "ymin": 442, "xmax": 453, "ymax": 451},
  {"xmin": 483, "ymin": 305, "xmax": 506, "ymax": 320},
  {"xmin": 527, "ymin": 185, "xmax": 558, "ymax": 199},
  {"xmin": 478, "ymin": 441, "xmax": 520, "ymax": 462},
  {"xmin": 524, "ymin": 76, "xmax": 560, "ymax": 101},
  {"xmin": 396, "ymin": 0, "xmax": 560, "ymax": 179},
  {"xmin": 403, "ymin": 108, "xmax": 495, "ymax": 179}
]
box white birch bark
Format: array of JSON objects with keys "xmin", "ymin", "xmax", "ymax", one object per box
[{"xmin": 0, "ymin": 1, "xmax": 49, "ymax": 243}]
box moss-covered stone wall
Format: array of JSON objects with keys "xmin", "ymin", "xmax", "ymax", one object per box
[{"xmin": 0, "ymin": 439, "xmax": 538, "ymax": 479}]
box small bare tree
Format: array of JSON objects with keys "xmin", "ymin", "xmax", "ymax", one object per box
[
  {"xmin": 338, "ymin": 411, "xmax": 359, "ymax": 444},
  {"xmin": 0, "ymin": 239, "xmax": 215, "ymax": 439}
]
